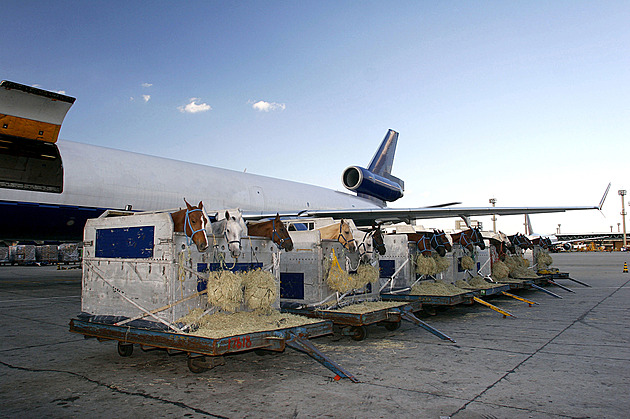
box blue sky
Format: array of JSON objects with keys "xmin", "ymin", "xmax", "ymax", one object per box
[{"xmin": 2, "ymin": 1, "xmax": 628, "ymax": 234}]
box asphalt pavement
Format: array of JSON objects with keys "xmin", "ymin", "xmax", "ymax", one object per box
[{"xmin": 1, "ymin": 252, "xmax": 629, "ymax": 418}]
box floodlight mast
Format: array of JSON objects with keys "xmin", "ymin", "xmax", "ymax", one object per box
[
  {"xmin": 619, "ymin": 190, "xmax": 627, "ymax": 250},
  {"xmin": 489, "ymin": 198, "xmax": 497, "ymax": 232}
]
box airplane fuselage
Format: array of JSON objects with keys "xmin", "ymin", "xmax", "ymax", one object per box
[{"xmin": 1, "ymin": 140, "xmax": 381, "ymax": 241}]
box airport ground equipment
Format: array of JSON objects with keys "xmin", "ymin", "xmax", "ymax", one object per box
[
  {"xmin": 533, "ymin": 244, "xmax": 590, "ymax": 287},
  {"xmin": 0, "ymin": 246, "xmax": 8, "ymax": 264},
  {"xmin": 35, "ymin": 245, "xmax": 58, "ymax": 264},
  {"xmin": 70, "ymin": 210, "xmax": 355, "ymax": 381},
  {"xmin": 9, "ymin": 244, "xmax": 36, "ymax": 265},
  {"xmin": 279, "ymin": 228, "xmax": 379, "ymax": 309}
]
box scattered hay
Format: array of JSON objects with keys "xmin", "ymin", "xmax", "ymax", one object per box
[
  {"xmin": 206, "ymin": 270, "xmax": 243, "ymax": 312},
  {"xmin": 243, "ymin": 269, "xmax": 277, "ymax": 314},
  {"xmin": 537, "ymin": 252, "xmax": 553, "ymax": 268},
  {"xmin": 326, "ymin": 301, "xmax": 406, "ymax": 314},
  {"xmin": 460, "ymin": 255, "xmax": 475, "ymax": 271},
  {"xmin": 467, "ymin": 276, "xmax": 495, "ymax": 289},
  {"xmin": 182, "ymin": 310, "xmax": 321, "ymax": 339},
  {"xmin": 416, "ymin": 255, "xmax": 437, "ymax": 275},
  {"xmin": 433, "ymin": 255, "xmax": 450, "ymax": 273},
  {"xmin": 410, "ymin": 280, "xmax": 466, "ymax": 296},
  {"xmin": 491, "ymin": 260, "xmax": 510, "ymax": 280}
]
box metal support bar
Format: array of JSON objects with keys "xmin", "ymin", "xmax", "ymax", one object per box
[
  {"xmin": 285, "ymin": 334, "xmax": 359, "ymax": 383},
  {"xmin": 531, "ymin": 284, "xmax": 563, "ymax": 299},
  {"xmin": 565, "ymin": 277, "xmax": 592, "ymax": 287},
  {"xmin": 547, "ymin": 280, "xmax": 576, "ymax": 293},
  {"xmin": 500, "ymin": 291, "xmax": 538, "ymax": 306},
  {"xmin": 400, "ymin": 310, "xmax": 456, "ymax": 343},
  {"xmin": 473, "ymin": 297, "xmax": 515, "ymax": 318}
]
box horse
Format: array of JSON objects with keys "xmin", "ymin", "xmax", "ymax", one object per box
[
  {"xmin": 488, "ymin": 237, "xmax": 508, "ymax": 261},
  {"xmin": 450, "ymin": 227, "xmax": 486, "ymax": 252},
  {"xmin": 246, "ymin": 214, "xmax": 294, "ymax": 252},
  {"xmin": 507, "ymin": 233, "xmax": 533, "ymax": 253},
  {"xmin": 405, "ymin": 230, "xmax": 450, "ymax": 257},
  {"xmin": 171, "ymin": 199, "xmax": 209, "ymax": 252},
  {"xmin": 357, "ymin": 223, "xmax": 386, "ymax": 259},
  {"xmin": 211, "ymin": 209, "xmax": 247, "ymax": 258},
  {"xmin": 531, "ymin": 236, "xmax": 552, "ymax": 250},
  {"xmin": 316, "ymin": 219, "xmax": 357, "ymax": 252}
]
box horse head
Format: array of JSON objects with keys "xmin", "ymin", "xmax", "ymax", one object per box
[
  {"xmin": 272, "ymin": 214, "xmax": 293, "ymax": 252},
  {"xmin": 338, "ymin": 219, "xmax": 357, "ymax": 252},
  {"xmin": 471, "ymin": 227, "xmax": 486, "ymax": 250},
  {"xmin": 371, "ymin": 223, "xmax": 386, "ymax": 256},
  {"xmin": 429, "ymin": 229, "xmax": 451, "ymax": 257},
  {"xmin": 212, "ymin": 209, "xmax": 245, "ymax": 258},
  {"xmin": 172, "ymin": 199, "xmax": 209, "ymax": 253}
]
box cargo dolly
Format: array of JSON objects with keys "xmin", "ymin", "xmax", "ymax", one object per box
[
  {"xmin": 69, "ymin": 316, "xmax": 358, "ymax": 382},
  {"xmin": 282, "ymin": 300, "xmax": 455, "ymax": 343}
]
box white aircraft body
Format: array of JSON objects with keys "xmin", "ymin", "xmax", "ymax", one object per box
[{"xmin": 0, "ymin": 80, "xmax": 602, "ymax": 241}]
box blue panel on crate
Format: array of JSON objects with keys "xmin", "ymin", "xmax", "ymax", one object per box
[
  {"xmin": 207, "ymin": 262, "xmax": 263, "ymax": 273},
  {"xmin": 379, "ymin": 260, "xmax": 395, "ymax": 278},
  {"xmin": 95, "ymin": 226, "xmax": 154, "ymax": 258},
  {"xmin": 280, "ymin": 272, "xmax": 304, "ymax": 299}
]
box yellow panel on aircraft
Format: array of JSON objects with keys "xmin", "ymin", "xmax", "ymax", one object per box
[{"xmin": 0, "ymin": 114, "xmax": 61, "ymax": 143}]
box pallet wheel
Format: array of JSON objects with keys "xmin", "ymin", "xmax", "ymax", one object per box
[
  {"xmin": 187, "ymin": 356, "xmax": 208, "ymax": 373},
  {"xmin": 384, "ymin": 321, "xmax": 401, "ymax": 331},
  {"xmin": 117, "ymin": 342, "xmax": 134, "ymax": 357},
  {"xmin": 350, "ymin": 325, "xmax": 368, "ymax": 341}
]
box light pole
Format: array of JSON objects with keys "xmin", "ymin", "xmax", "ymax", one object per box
[
  {"xmin": 489, "ymin": 198, "xmax": 497, "ymax": 232},
  {"xmin": 557, "ymin": 224, "xmax": 561, "ymax": 235},
  {"xmin": 619, "ymin": 190, "xmax": 627, "ymax": 250}
]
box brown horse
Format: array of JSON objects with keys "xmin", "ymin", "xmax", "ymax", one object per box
[
  {"xmin": 507, "ymin": 233, "xmax": 533, "ymax": 253},
  {"xmin": 247, "ymin": 214, "xmax": 294, "ymax": 251},
  {"xmin": 531, "ymin": 236, "xmax": 552, "ymax": 250},
  {"xmin": 405, "ymin": 230, "xmax": 450, "ymax": 257},
  {"xmin": 489, "ymin": 237, "xmax": 508, "ymax": 261},
  {"xmin": 450, "ymin": 227, "xmax": 486, "ymax": 252},
  {"xmin": 316, "ymin": 219, "xmax": 357, "ymax": 252},
  {"xmin": 171, "ymin": 199, "xmax": 209, "ymax": 252}
]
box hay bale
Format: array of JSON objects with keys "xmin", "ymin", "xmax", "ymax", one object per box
[
  {"xmin": 243, "ymin": 269, "xmax": 277, "ymax": 314},
  {"xmin": 455, "ymin": 279, "xmax": 472, "ymax": 288},
  {"xmin": 328, "ymin": 301, "xmax": 405, "ymax": 314},
  {"xmin": 206, "ymin": 270, "xmax": 243, "ymax": 312},
  {"xmin": 505, "ymin": 255, "xmax": 538, "ymax": 278},
  {"xmin": 460, "ymin": 255, "xmax": 475, "ymax": 271},
  {"xmin": 433, "ymin": 255, "xmax": 450, "ymax": 273},
  {"xmin": 349, "ymin": 264, "xmax": 379, "ymax": 290},
  {"xmin": 491, "ymin": 260, "xmax": 510, "ymax": 279},
  {"xmin": 326, "ymin": 259, "xmax": 353, "ymax": 293},
  {"xmin": 537, "ymin": 252, "xmax": 553, "ymax": 268},
  {"xmin": 416, "ymin": 255, "xmax": 438, "ymax": 275}
]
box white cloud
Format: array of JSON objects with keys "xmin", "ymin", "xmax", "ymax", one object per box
[
  {"xmin": 178, "ymin": 98, "xmax": 212, "ymax": 113},
  {"xmin": 251, "ymin": 100, "xmax": 286, "ymax": 112},
  {"xmin": 142, "ymin": 94, "xmax": 151, "ymax": 102},
  {"xmin": 141, "ymin": 83, "xmax": 153, "ymax": 88}
]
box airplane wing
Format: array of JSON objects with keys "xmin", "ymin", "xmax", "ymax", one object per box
[{"xmin": 244, "ymin": 204, "xmax": 599, "ymax": 226}]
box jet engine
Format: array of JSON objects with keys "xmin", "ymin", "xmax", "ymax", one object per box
[
  {"xmin": 342, "ymin": 166, "xmax": 404, "ymax": 202},
  {"xmin": 563, "ymin": 243, "xmax": 572, "ymax": 251}
]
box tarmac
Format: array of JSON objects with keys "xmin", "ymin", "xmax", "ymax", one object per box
[{"xmin": 1, "ymin": 252, "xmax": 629, "ymax": 418}]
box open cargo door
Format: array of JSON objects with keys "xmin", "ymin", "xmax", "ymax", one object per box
[{"xmin": 0, "ymin": 81, "xmax": 75, "ymax": 193}]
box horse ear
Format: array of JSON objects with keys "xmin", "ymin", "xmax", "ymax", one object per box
[
  {"xmin": 225, "ymin": 210, "xmax": 230, "ymax": 220},
  {"xmin": 185, "ymin": 199, "xmax": 193, "ymax": 210},
  {"xmin": 198, "ymin": 201, "xmax": 203, "ymax": 210}
]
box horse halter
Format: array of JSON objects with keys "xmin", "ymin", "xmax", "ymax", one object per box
[
  {"xmin": 430, "ymin": 232, "xmax": 446, "ymax": 253},
  {"xmin": 337, "ymin": 223, "xmax": 356, "ymax": 251},
  {"xmin": 184, "ymin": 208, "xmax": 206, "ymax": 246},
  {"xmin": 271, "ymin": 218, "xmax": 289, "ymax": 250}
]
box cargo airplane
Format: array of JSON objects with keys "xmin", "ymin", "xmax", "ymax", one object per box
[{"xmin": 0, "ymin": 80, "xmax": 603, "ymax": 241}]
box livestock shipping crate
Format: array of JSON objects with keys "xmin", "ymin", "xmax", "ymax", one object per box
[
  {"xmin": 81, "ymin": 211, "xmax": 280, "ymax": 324},
  {"xmin": 279, "ymin": 230, "xmax": 379, "ymax": 307}
]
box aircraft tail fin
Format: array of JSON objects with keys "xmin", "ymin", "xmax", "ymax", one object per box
[
  {"xmin": 525, "ymin": 214, "xmax": 534, "ymax": 235},
  {"xmin": 366, "ymin": 129, "xmax": 404, "ymax": 190}
]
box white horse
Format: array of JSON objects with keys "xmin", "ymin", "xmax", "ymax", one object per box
[{"xmin": 211, "ymin": 209, "xmax": 247, "ymax": 258}]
